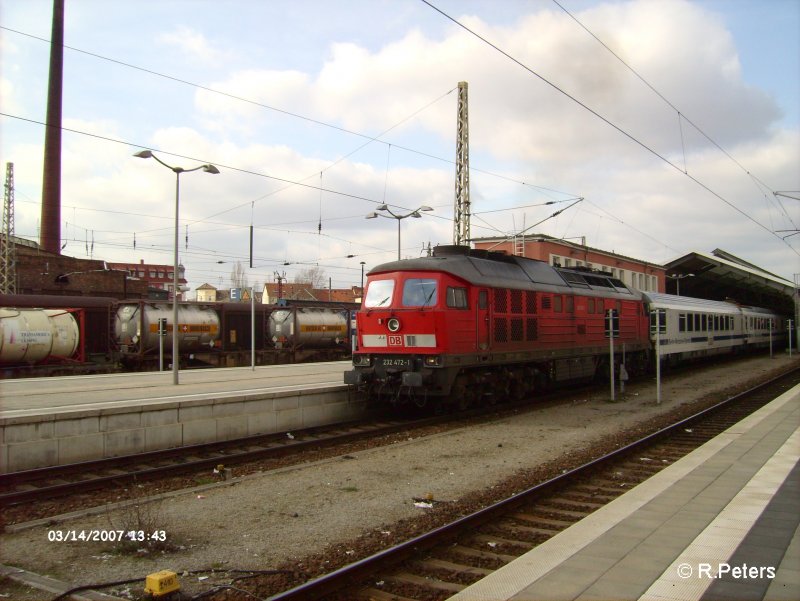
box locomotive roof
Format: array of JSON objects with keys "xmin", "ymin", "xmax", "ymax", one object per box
[{"xmin": 369, "ymin": 246, "xmax": 640, "ymax": 299}]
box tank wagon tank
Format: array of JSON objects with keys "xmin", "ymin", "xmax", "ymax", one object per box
[
  {"xmin": 269, "ymin": 307, "xmax": 349, "ymax": 348},
  {"xmin": 115, "ymin": 302, "xmax": 220, "ymax": 356},
  {"xmin": 0, "ymin": 308, "xmax": 80, "ymax": 364}
]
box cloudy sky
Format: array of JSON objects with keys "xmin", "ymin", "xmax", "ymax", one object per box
[{"xmin": 1, "ymin": 0, "xmax": 798, "ymax": 295}]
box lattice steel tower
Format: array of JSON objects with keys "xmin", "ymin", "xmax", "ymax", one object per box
[
  {"xmin": 453, "ymin": 81, "xmax": 471, "ymax": 246},
  {"xmin": 1, "ymin": 162, "xmax": 17, "ymax": 294}
]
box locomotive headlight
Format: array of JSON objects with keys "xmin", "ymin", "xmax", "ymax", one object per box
[
  {"xmin": 387, "ymin": 318, "xmax": 401, "ymax": 332},
  {"xmin": 424, "ymin": 355, "xmax": 442, "ymax": 367},
  {"xmin": 353, "ymin": 354, "xmax": 372, "ymax": 367}
]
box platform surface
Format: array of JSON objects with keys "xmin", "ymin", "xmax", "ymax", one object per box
[
  {"xmin": 0, "ymin": 361, "xmax": 350, "ymax": 417},
  {"xmin": 450, "ymin": 383, "xmax": 800, "ymax": 601}
]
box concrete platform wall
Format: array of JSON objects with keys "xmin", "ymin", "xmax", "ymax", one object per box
[{"xmin": 0, "ymin": 385, "xmax": 363, "ymax": 473}]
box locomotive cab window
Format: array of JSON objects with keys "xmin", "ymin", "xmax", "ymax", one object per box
[
  {"xmin": 446, "ymin": 287, "xmax": 468, "ymax": 309},
  {"xmin": 364, "ymin": 279, "xmax": 395, "ymax": 308},
  {"xmin": 402, "ymin": 278, "xmax": 438, "ymax": 307}
]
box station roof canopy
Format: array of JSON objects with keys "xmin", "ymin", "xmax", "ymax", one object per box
[{"xmin": 664, "ymin": 249, "xmax": 796, "ymax": 315}]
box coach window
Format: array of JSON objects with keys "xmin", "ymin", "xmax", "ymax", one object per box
[
  {"xmin": 447, "ymin": 287, "xmax": 468, "ymax": 309},
  {"xmin": 679, "ymin": 314, "xmax": 686, "ymax": 332},
  {"xmin": 364, "ymin": 279, "xmax": 395, "ymax": 308},
  {"xmin": 403, "ymin": 278, "xmax": 438, "ymax": 307}
]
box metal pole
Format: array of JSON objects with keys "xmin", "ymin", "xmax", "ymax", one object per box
[
  {"xmin": 251, "ymin": 285, "xmax": 255, "ymax": 370},
  {"xmin": 159, "ymin": 323, "xmax": 164, "ymax": 371},
  {"xmin": 609, "ymin": 309, "xmax": 615, "ymax": 402},
  {"xmin": 789, "ymin": 320, "xmax": 794, "ymax": 358},
  {"xmin": 173, "ymin": 171, "xmax": 181, "ymax": 385},
  {"xmin": 397, "ymin": 218, "xmax": 401, "ymax": 260},
  {"xmin": 769, "ymin": 319, "xmax": 773, "ymax": 358},
  {"xmin": 655, "ymin": 310, "xmax": 661, "ymax": 405}
]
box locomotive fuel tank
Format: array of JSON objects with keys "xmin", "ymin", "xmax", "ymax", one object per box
[
  {"xmin": 115, "ymin": 303, "xmax": 220, "ymax": 353},
  {"xmin": 0, "ymin": 308, "xmax": 80, "ymax": 364},
  {"xmin": 268, "ymin": 307, "xmax": 348, "ymax": 348}
]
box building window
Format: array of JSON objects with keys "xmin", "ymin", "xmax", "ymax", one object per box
[{"xmin": 158, "ymin": 271, "xmax": 165, "ymax": 279}]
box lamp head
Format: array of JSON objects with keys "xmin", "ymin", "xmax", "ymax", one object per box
[
  {"xmin": 376, "ymin": 204, "xmax": 388, "ymax": 211},
  {"xmin": 203, "ymin": 164, "xmax": 220, "ymax": 174},
  {"xmin": 365, "ymin": 212, "xmax": 378, "ymax": 219},
  {"xmin": 419, "ymin": 206, "xmax": 433, "ymax": 212},
  {"xmin": 133, "ymin": 150, "xmax": 153, "ymax": 159}
]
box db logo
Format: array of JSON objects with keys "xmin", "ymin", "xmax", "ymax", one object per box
[{"xmin": 388, "ymin": 335, "xmax": 403, "ymax": 346}]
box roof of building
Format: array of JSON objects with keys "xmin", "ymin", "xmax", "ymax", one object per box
[
  {"xmin": 664, "ymin": 249, "xmax": 796, "ymax": 314},
  {"xmin": 473, "ymin": 233, "xmax": 666, "ymax": 270}
]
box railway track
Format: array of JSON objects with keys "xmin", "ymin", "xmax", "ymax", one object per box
[
  {"xmin": 0, "ymin": 415, "xmax": 421, "ymax": 508},
  {"xmin": 259, "ymin": 367, "xmax": 800, "ymax": 601},
  {"xmin": 0, "ymin": 394, "xmax": 560, "ymax": 510}
]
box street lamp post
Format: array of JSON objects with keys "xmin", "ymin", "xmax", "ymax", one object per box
[
  {"xmin": 365, "ymin": 204, "xmax": 433, "ymax": 260},
  {"xmin": 134, "ymin": 150, "xmax": 219, "ymax": 384}
]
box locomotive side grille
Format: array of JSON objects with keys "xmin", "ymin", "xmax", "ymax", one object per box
[
  {"xmin": 494, "ymin": 318, "xmax": 508, "ymax": 342},
  {"xmin": 510, "ymin": 318, "xmax": 524, "ymax": 342},
  {"xmin": 526, "ymin": 317, "xmax": 539, "ymax": 341},
  {"xmin": 510, "ymin": 290, "xmax": 523, "ymax": 314},
  {"xmin": 525, "ymin": 291, "xmax": 537, "ymax": 314},
  {"xmin": 494, "ymin": 288, "xmax": 508, "ymax": 313},
  {"xmin": 541, "ymin": 295, "xmax": 552, "ymax": 310}
]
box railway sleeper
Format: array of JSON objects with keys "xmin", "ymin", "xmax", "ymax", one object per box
[
  {"xmin": 387, "ymin": 572, "xmax": 466, "ymax": 594},
  {"xmin": 510, "ymin": 512, "xmax": 575, "ymax": 529},
  {"xmin": 535, "ymin": 506, "xmax": 592, "ymax": 520},
  {"xmin": 570, "ymin": 486, "xmax": 624, "ymax": 500},
  {"xmin": 469, "ymin": 533, "xmax": 534, "ymax": 552},
  {"xmin": 551, "ymin": 495, "xmax": 607, "ymax": 508},
  {"xmin": 356, "ymin": 587, "xmax": 417, "ymax": 601},
  {"xmin": 444, "ymin": 544, "xmax": 517, "ymax": 566},
  {"xmin": 500, "ymin": 519, "xmax": 562, "ymax": 537},
  {"xmin": 414, "ymin": 558, "xmax": 493, "ymax": 579}
]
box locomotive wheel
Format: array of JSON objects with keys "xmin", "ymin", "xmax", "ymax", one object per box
[{"xmin": 450, "ymin": 375, "xmax": 472, "ymax": 411}]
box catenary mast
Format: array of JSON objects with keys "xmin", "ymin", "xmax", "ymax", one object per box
[{"xmin": 453, "ymin": 81, "xmax": 471, "ymax": 246}]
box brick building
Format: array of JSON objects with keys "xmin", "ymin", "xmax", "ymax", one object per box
[
  {"xmin": 4, "ymin": 234, "xmax": 148, "ymax": 298},
  {"xmin": 262, "ymin": 282, "xmax": 361, "ymax": 304},
  {"xmin": 107, "ymin": 259, "xmax": 188, "ymax": 300},
  {"xmin": 473, "ymin": 234, "xmax": 666, "ymax": 293}
]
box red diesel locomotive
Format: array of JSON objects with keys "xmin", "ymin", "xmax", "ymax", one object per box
[{"xmin": 344, "ymin": 245, "xmax": 651, "ymax": 408}]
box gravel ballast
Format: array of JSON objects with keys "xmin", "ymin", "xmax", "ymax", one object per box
[{"xmin": 1, "ymin": 354, "xmax": 797, "ymax": 599}]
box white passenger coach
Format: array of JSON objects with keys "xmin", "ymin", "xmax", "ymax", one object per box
[{"xmin": 642, "ymin": 292, "xmax": 786, "ymax": 361}]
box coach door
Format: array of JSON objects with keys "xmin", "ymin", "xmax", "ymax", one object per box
[{"xmin": 477, "ymin": 289, "xmax": 490, "ymax": 350}]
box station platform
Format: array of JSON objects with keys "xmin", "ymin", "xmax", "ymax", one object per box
[
  {"xmin": 0, "ymin": 362, "xmax": 359, "ymax": 473},
  {"xmin": 450, "ymin": 383, "xmax": 800, "ymax": 601}
]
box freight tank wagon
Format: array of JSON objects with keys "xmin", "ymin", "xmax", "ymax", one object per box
[
  {"xmin": 0, "ymin": 308, "xmax": 80, "ymax": 364},
  {"xmin": 115, "ymin": 302, "xmax": 220, "ymax": 361}
]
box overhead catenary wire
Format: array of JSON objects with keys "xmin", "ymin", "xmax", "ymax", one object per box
[
  {"xmin": 549, "ymin": 0, "xmax": 797, "ymax": 231},
  {"xmin": 420, "ymin": 0, "xmax": 799, "ymax": 257}
]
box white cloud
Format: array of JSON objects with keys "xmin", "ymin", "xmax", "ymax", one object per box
[
  {"xmin": 6, "ymin": 0, "xmax": 798, "ymax": 291},
  {"xmin": 157, "ymin": 25, "xmax": 233, "ymax": 64}
]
